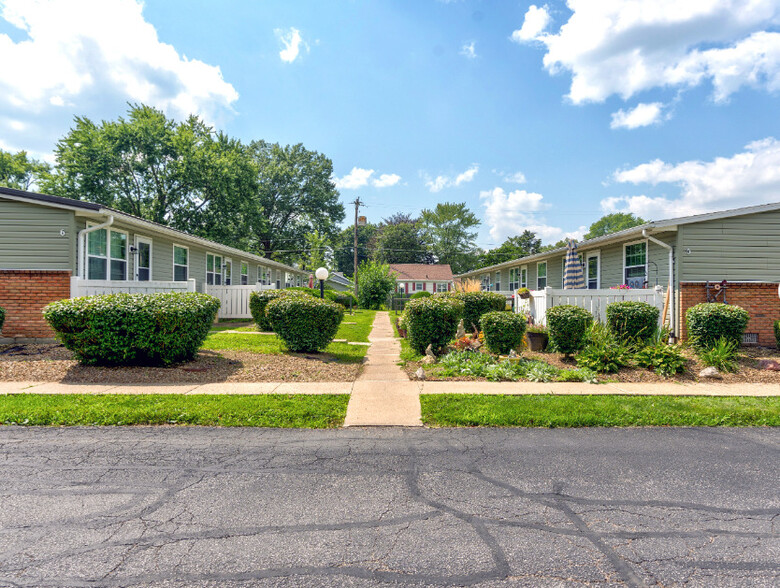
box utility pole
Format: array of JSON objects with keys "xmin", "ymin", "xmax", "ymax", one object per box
[{"xmin": 352, "ymin": 198, "xmax": 362, "ymax": 298}]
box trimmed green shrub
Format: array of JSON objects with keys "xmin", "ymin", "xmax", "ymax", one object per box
[
  {"xmin": 325, "ymin": 289, "xmax": 357, "ymax": 308},
  {"xmin": 285, "ymin": 286, "xmax": 318, "ymax": 295},
  {"xmin": 575, "ymin": 323, "xmax": 631, "ymax": 373},
  {"xmin": 0, "ymin": 305, "xmax": 4, "ymax": 333},
  {"xmin": 441, "ymin": 291, "xmax": 507, "ymax": 331},
  {"xmin": 43, "ymin": 293, "xmax": 219, "ymax": 366},
  {"xmin": 686, "ymin": 303, "xmax": 749, "ymax": 350},
  {"xmin": 480, "ymin": 311, "xmax": 527, "ymax": 354},
  {"xmin": 265, "ymin": 295, "xmax": 344, "ymax": 352},
  {"xmin": 774, "ymin": 320, "xmax": 780, "ymax": 349},
  {"xmin": 697, "ymin": 337, "xmax": 739, "ymax": 373},
  {"xmin": 357, "ymin": 260, "xmax": 396, "ymax": 309},
  {"xmin": 410, "ymin": 291, "xmax": 432, "ymax": 299},
  {"xmin": 250, "ymin": 290, "xmax": 287, "ymax": 331},
  {"xmin": 606, "ymin": 301, "xmax": 659, "ymax": 344},
  {"xmin": 546, "ymin": 305, "xmax": 593, "ymax": 356},
  {"xmin": 405, "ymin": 296, "xmax": 464, "ymax": 354}
]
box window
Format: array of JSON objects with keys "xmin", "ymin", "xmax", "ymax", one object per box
[
  {"xmin": 224, "ymin": 259, "xmax": 232, "ymax": 285},
  {"xmin": 206, "ymin": 253, "xmax": 223, "ymax": 285},
  {"xmin": 135, "ymin": 237, "xmax": 152, "ymax": 281},
  {"xmin": 285, "ymin": 272, "xmax": 292, "ymax": 287},
  {"xmin": 509, "ymin": 268, "xmax": 519, "ymax": 291},
  {"xmin": 173, "ymin": 245, "xmax": 188, "ymax": 281},
  {"xmin": 586, "ymin": 252, "xmax": 600, "ymax": 290},
  {"xmin": 415, "ymin": 282, "xmax": 424, "ymax": 292},
  {"xmin": 87, "ymin": 226, "xmax": 127, "ymax": 280},
  {"xmin": 624, "ymin": 242, "xmax": 647, "ymax": 288},
  {"xmin": 481, "ymin": 274, "xmax": 490, "ymax": 290},
  {"xmin": 537, "ymin": 261, "xmax": 547, "ymax": 289},
  {"xmin": 296, "ymin": 275, "xmax": 302, "ymax": 287},
  {"xmin": 241, "ymin": 262, "xmax": 249, "ymax": 285},
  {"xmin": 520, "ymin": 266, "xmax": 527, "ymax": 289},
  {"xmin": 258, "ymin": 267, "xmax": 270, "ymax": 285},
  {"xmin": 436, "ymin": 282, "xmax": 448, "ymax": 293},
  {"xmin": 494, "ymin": 271, "xmax": 501, "ymax": 292}
]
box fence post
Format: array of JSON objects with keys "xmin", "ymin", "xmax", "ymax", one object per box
[
  {"xmin": 70, "ymin": 276, "xmax": 80, "ymax": 298},
  {"xmin": 187, "ymin": 278, "xmax": 197, "ymax": 293}
]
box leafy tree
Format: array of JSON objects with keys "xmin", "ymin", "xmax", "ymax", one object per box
[
  {"xmin": 584, "ymin": 213, "xmax": 645, "ymax": 240},
  {"xmin": 356, "ymin": 260, "xmax": 396, "ymax": 309},
  {"xmin": 0, "ymin": 149, "xmax": 50, "ymax": 190},
  {"xmin": 540, "ymin": 238, "xmax": 569, "ymax": 252},
  {"xmin": 372, "ymin": 219, "xmax": 432, "ymax": 264},
  {"xmin": 302, "ymin": 230, "xmax": 330, "ymax": 271},
  {"xmin": 420, "ymin": 202, "xmax": 480, "ymax": 274},
  {"xmin": 479, "ymin": 231, "xmax": 541, "ymax": 266},
  {"xmin": 332, "ymin": 223, "xmax": 378, "ymax": 277},
  {"xmin": 244, "ymin": 140, "xmax": 344, "ymax": 262}
]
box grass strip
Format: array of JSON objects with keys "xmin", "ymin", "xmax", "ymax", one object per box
[
  {"xmin": 0, "ymin": 394, "xmax": 349, "ymax": 428},
  {"xmin": 390, "ymin": 310, "xmax": 424, "ymax": 365},
  {"xmin": 420, "ymin": 394, "xmax": 780, "ymax": 427},
  {"xmin": 202, "ymin": 332, "xmax": 367, "ymax": 363}
]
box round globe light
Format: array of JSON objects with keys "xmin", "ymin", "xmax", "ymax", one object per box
[{"xmin": 315, "ymin": 267, "xmax": 329, "ymax": 281}]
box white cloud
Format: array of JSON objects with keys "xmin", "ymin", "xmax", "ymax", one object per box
[
  {"xmin": 372, "ymin": 173, "xmax": 401, "ymax": 188},
  {"xmin": 0, "ymin": 0, "xmax": 238, "ymax": 118},
  {"xmin": 333, "ymin": 167, "xmax": 401, "ymax": 189},
  {"xmin": 504, "ymin": 171, "xmax": 527, "ymax": 184},
  {"xmin": 610, "ymin": 102, "xmax": 666, "ymax": 129},
  {"xmin": 604, "ymin": 137, "xmax": 780, "ymax": 218},
  {"xmin": 515, "ymin": 1, "xmax": 780, "ymax": 105},
  {"xmin": 276, "ymin": 27, "xmax": 307, "ymax": 63},
  {"xmin": 424, "ymin": 164, "xmax": 479, "ymax": 192},
  {"xmin": 480, "ymin": 186, "xmax": 584, "ymax": 244},
  {"xmin": 511, "ymin": 5, "xmax": 550, "ymax": 43},
  {"xmin": 460, "ymin": 42, "xmax": 476, "ymax": 59}
]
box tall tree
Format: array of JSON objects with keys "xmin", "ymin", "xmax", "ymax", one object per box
[
  {"xmin": 332, "ymin": 223, "xmax": 377, "ymax": 277},
  {"xmin": 584, "ymin": 212, "xmax": 646, "ymax": 240},
  {"xmin": 420, "ymin": 202, "xmax": 480, "ymax": 274},
  {"xmin": 540, "ymin": 238, "xmax": 570, "ymax": 252},
  {"xmin": 0, "ymin": 149, "xmax": 50, "ymax": 190},
  {"xmin": 372, "ymin": 219, "xmax": 432, "ymax": 264},
  {"xmin": 302, "ymin": 230, "xmax": 330, "ymax": 271},
  {"xmin": 479, "ymin": 231, "xmax": 541, "ymax": 266},
  {"xmin": 245, "ymin": 140, "xmax": 344, "ymax": 263}
]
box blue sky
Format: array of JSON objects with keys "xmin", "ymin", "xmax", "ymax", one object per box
[{"xmin": 2, "ymin": 0, "xmax": 780, "ymax": 248}]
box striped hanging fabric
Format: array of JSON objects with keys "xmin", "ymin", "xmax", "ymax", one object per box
[{"xmin": 563, "ymin": 238, "xmax": 586, "ymax": 289}]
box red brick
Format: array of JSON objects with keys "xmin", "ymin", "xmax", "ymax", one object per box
[{"xmin": 0, "ymin": 270, "xmax": 72, "ymax": 339}]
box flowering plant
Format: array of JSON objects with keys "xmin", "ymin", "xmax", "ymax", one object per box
[{"xmin": 610, "ymin": 284, "xmax": 632, "ymax": 290}]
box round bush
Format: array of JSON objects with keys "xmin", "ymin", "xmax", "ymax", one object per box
[
  {"xmin": 480, "ymin": 311, "xmax": 527, "ymax": 354},
  {"xmin": 686, "ymin": 303, "xmax": 749, "ymax": 349},
  {"xmin": 405, "ymin": 296, "xmax": 465, "ymax": 354},
  {"xmin": 440, "ymin": 291, "xmax": 506, "ymax": 332},
  {"xmin": 410, "ymin": 291, "xmax": 432, "ymax": 299},
  {"xmin": 606, "ymin": 301, "xmax": 659, "ymax": 344},
  {"xmin": 265, "ymin": 295, "xmax": 344, "ymax": 352},
  {"xmin": 546, "ymin": 305, "xmax": 593, "ymax": 356},
  {"xmin": 0, "ymin": 305, "xmax": 5, "ymax": 333},
  {"xmin": 249, "ymin": 290, "xmax": 310, "ymax": 331},
  {"xmin": 43, "ymin": 292, "xmax": 220, "ymax": 366}
]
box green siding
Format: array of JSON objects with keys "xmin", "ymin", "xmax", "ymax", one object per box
[
  {"xmin": 0, "ymin": 198, "xmax": 76, "ymax": 271},
  {"xmin": 679, "ymin": 210, "xmax": 780, "ymax": 281}
]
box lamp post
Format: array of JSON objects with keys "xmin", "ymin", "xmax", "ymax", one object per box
[{"xmin": 315, "ymin": 267, "xmax": 329, "ymax": 299}]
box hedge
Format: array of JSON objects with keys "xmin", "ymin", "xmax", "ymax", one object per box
[
  {"xmin": 405, "ymin": 296, "xmax": 464, "ymax": 354},
  {"xmin": 43, "ymin": 292, "xmax": 220, "ymax": 366},
  {"xmin": 410, "ymin": 291, "xmax": 432, "ymax": 299},
  {"xmin": 248, "ymin": 290, "xmax": 310, "ymax": 331},
  {"xmin": 480, "ymin": 311, "xmax": 527, "ymax": 354},
  {"xmin": 265, "ymin": 295, "xmax": 344, "ymax": 352},
  {"xmin": 325, "ymin": 289, "xmax": 358, "ymax": 308},
  {"xmin": 546, "ymin": 305, "xmax": 593, "ymax": 356},
  {"xmin": 686, "ymin": 303, "xmax": 749, "ymax": 350},
  {"xmin": 606, "ymin": 301, "xmax": 659, "ymax": 344},
  {"xmin": 441, "ymin": 291, "xmax": 506, "ymax": 332},
  {"xmin": 0, "ymin": 305, "xmax": 4, "ymax": 333}
]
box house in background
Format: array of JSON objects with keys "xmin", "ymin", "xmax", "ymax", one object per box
[
  {"xmin": 459, "ymin": 201, "xmax": 780, "ymax": 347},
  {"xmin": 389, "ymin": 263, "xmax": 455, "ymax": 295},
  {"xmin": 326, "ymin": 271, "xmax": 353, "ymax": 292},
  {"xmin": 0, "ymin": 187, "xmax": 309, "ymax": 341}
]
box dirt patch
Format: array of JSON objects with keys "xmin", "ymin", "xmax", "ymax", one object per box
[
  {"xmin": 403, "ymin": 345, "xmax": 780, "ymax": 383},
  {"xmin": 0, "ymin": 344, "xmax": 362, "ymax": 383}
]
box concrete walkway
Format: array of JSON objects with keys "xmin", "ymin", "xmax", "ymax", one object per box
[{"xmin": 343, "ymin": 311, "xmax": 423, "ymax": 426}]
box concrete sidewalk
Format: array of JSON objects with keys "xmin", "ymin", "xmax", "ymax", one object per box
[{"xmin": 1, "ymin": 380, "xmax": 778, "ymax": 396}]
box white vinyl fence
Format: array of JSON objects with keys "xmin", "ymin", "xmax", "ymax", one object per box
[
  {"xmin": 515, "ymin": 286, "xmax": 666, "ymax": 326},
  {"xmin": 205, "ymin": 284, "xmax": 276, "ymax": 319},
  {"xmin": 71, "ymin": 277, "xmax": 196, "ymax": 297}
]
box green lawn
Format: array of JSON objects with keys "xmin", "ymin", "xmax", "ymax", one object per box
[
  {"xmin": 334, "ymin": 309, "xmax": 376, "ymax": 342},
  {"xmin": 421, "ymin": 394, "xmax": 780, "ymax": 427},
  {"xmin": 0, "ymin": 394, "xmax": 349, "ymax": 427},
  {"xmin": 390, "ymin": 310, "xmax": 423, "ymax": 365},
  {"xmin": 202, "ymin": 332, "xmax": 367, "ymax": 363}
]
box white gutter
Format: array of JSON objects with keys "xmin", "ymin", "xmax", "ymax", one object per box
[
  {"xmin": 642, "ymin": 229, "xmax": 675, "ymax": 341},
  {"xmin": 77, "ymin": 216, "xmax": 114, "ymax": 279}
]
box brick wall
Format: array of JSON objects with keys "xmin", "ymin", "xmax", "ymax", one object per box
[
  {"xmin": 679, "ymin": 282, "xmax": 780, "ymax": 347},
  {"xmin": 0, "ymin": 270, "xmax": 71, "ymax": 340}
]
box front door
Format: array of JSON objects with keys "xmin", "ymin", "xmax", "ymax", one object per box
[{"xmin": 135, "ymin": 237, "xmax": 152, "ymax": 281}]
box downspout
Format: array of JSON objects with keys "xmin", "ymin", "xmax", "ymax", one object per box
[
  {"xmin": 77, "ymin": 216, "xmax": 114, "ymax": 279},
  {"xmin": 642, "ymin": 229, "xmax": 675, "ymax": 342}
]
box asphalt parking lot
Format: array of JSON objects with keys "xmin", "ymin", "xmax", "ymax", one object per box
[{"xmin": 0, "ymin": 426, "xmax": 777, "ymax": 587}]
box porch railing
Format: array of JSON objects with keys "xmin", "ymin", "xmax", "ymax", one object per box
[
  {"xmin": 515, "ymin": 287, "xmax": 666, "ymax": 326},
  {"xmin": 70, "ymin": 277, "xmax": 196, "ymax": 298},
  {"xmin": 205, "ymin": 283, "xmax": 277, "ymax": 319}
]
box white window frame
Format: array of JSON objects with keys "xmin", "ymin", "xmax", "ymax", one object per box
[
  {"xmin": 623, "ymin": 240, "xmax": 648, "ymax": 289},
  {"xmin": 134, "ymin": 235, "xmax": 153, "ymax": 281},
  {"xmin": 241, "ymin": 262, "xmax": 249, "ymax": 285},
  {"xmin": 296, "ymin": 275, "xmax": 302, "ymax": 287},
  {"xmin": 537, "ymin": 261, "xmax": 547, "ymax": 290},
  {"xmin": 206, "ymin": 252, "xmax": 224, "ymax": 286},
  {"xmin": 435, "ymin": 282, "xmax": 448, "ymax": 293},
  {"xmin": 520, "ymin": 266, "xmax": 528, "ymax": 289},
  {"xmin": 494, "ymin": 271, "xmax": 501, "ymax": 292},
  {"xmin": 173, "ymin": 244, "xmax": 189, "ymax": 282},
  {"xmin": 86, "ymin": 222, "xmax": 128, "ymax": 281},
  {"xmin": 481, "ymin": 274, "xmax": 490, "ymax": 291},
  {"xmin": 224, "ymin": 258, "xmax": 232, "ymax": 285},
  {"xmin": 586, "ymin": 250, "xmax": 600, "ymax": 290},
  {"xmin": 415, "ymin": 282, "xmax": 424, "ymax": 292},
  {"xmin": 508, "ymin": 268, "xmax": 519, "ymax": 291}
]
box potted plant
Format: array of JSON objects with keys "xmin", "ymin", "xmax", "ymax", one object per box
[
  {"xmin": 516, "ymin": 287, "xmax": 531, "ymax": 299},
  {"xmin": 525, "ymin": 324, "xmax": 548, "ymax": 351}
]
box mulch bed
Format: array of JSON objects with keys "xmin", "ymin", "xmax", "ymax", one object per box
[
  {"xmin": 404, "ymin": 345, "xmax": 780, "ymax": 383},
  {"xmin": 0, "ymin": 344, "xmax": 362, "ymax": 383}
]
